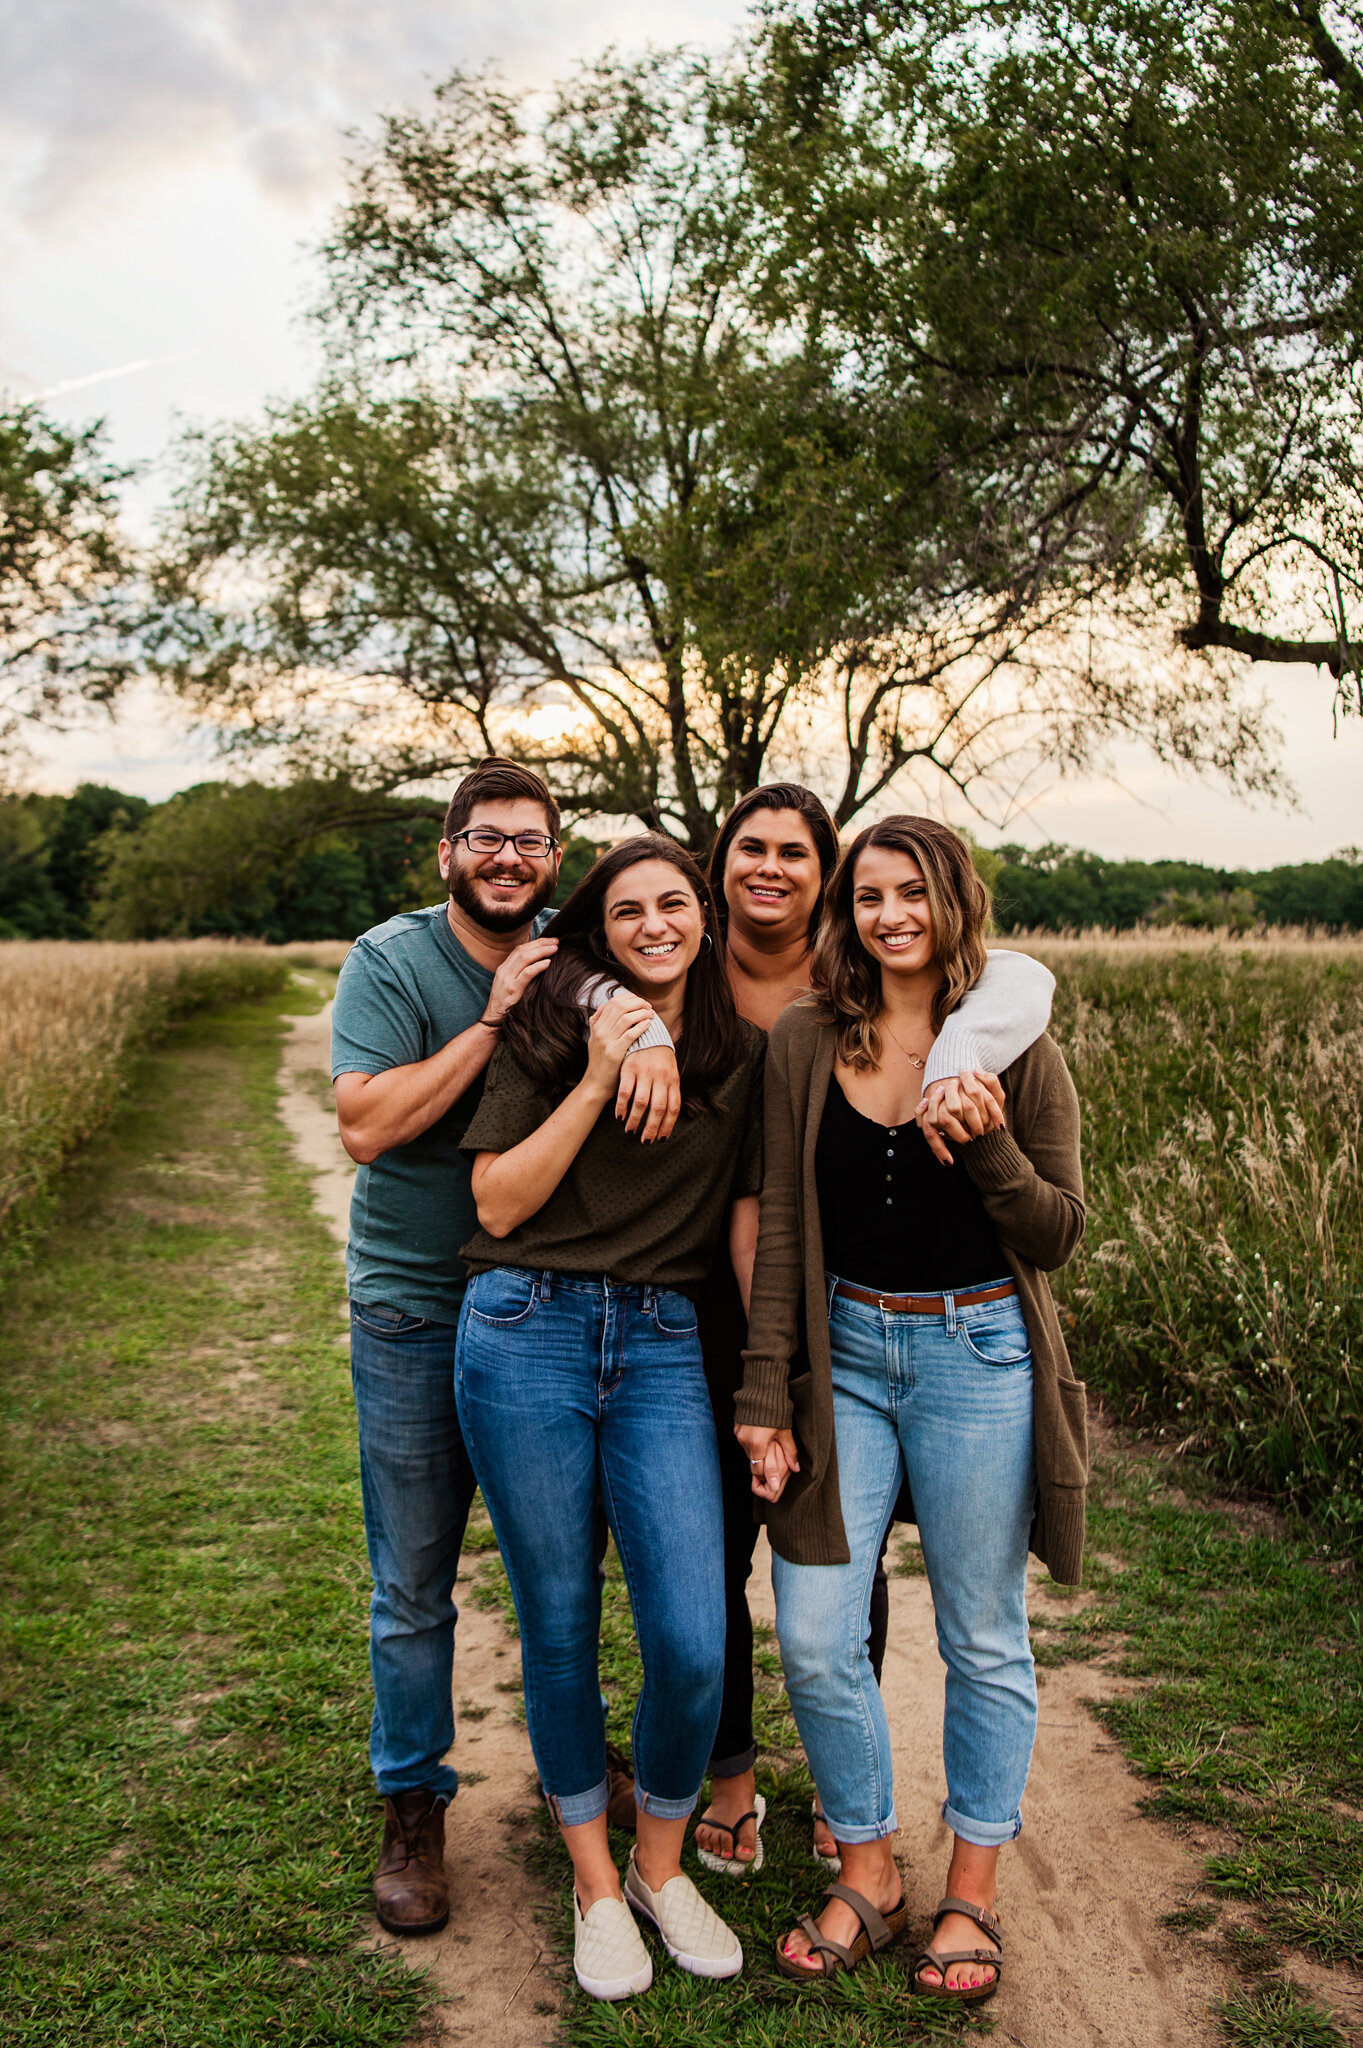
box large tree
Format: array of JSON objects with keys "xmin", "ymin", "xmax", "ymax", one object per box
[
  {"xmin": 752, "ymin": 0, "xmax": 1363, "ymax": 710},
  {"xmin": 153, "ymin": 47, "xmax": 1276, "ymax": 850},
  {"xmin": 0, "ymin": 404, "xmax": 138, "ymax": 779}
]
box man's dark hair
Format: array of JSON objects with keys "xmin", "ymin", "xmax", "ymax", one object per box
[{"xmin": 443, "ymin": 758, "xmax": 561, "ymax": 843}]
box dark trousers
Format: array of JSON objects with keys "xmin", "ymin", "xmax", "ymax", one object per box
[{"xmin": 698, "ymin": 1255, "xmax": 889, "ymax": 1779}]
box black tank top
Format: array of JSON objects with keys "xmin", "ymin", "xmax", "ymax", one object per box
[{"xmin": 814, "ymin": 1074, "xmax": 1005, "ymax": 1293}]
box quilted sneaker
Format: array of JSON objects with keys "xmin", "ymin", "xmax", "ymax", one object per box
[
  {"xmin": 573, "ymin": 1890, "xmax": 654, "ymax": 2001},
  {"xmin": 624, "ymin": 1849, "xmax": 743, "ymax": 1979}
]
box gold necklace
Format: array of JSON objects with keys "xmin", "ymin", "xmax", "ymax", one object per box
[{"xmin": 881, "ymin": 1016, "xmax": 928, "ymax": 1071}]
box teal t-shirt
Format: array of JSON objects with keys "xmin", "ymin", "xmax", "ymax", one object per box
[{"xmin": 331, "ymin": 903, "xmax": 548, "ymax": 1323}]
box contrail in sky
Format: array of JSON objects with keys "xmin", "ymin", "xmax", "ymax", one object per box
[{"xmin": 36, "ymin": 350, "xmax": 204, "ymax": 399}]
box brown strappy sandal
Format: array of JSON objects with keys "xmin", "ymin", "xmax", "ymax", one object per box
[
  {"xmin": 914, "ymin": 1895, "xmax": 1003, "ymax": 2004},
  {"xmin": 773, "ymin": 1881, "xmax": 909, "ymax": 1982}
]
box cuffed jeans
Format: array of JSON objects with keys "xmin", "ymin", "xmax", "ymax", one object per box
[
  {"xmin": 350, "ymin": 1300, "xmax": 478, "ymax": 1801},
  {"xmin": 456, "ymin": 1268, "xmax": 725, "ymax": 1826},
  {"xmin": 772, "ymin": 1278, "xmax": 1038, "ymax": 1849}
]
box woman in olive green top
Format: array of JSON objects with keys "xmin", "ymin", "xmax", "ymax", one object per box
[{"xmin": 455, "ymin": 836, "xmax": 764, "ymax": 2003}]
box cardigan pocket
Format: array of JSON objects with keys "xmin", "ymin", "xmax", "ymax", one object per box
[{"xmin": 1053, "ymin": 1374, "xmax": 1090, "ymax": 1485}]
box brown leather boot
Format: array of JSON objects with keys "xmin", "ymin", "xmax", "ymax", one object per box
[
  {"xmin": 373, "ymin": 1790, "xmax": 450, "ymax": 1935},
  {"xmin": 605, "ymin": 1743, "xmax": 638, "ymax": 1833}
]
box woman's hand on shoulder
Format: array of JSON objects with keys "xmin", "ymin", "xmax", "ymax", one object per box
[
  {"xmin": 584, "ymin": 989, "xmax": 658, "ymax": 1098},
  {"xmin": 915, "ymin": 1069, "xmax": 1005, "ymax": 1165},
  {"xmin": 735, "ymin": 1422, "xmax": 800, "ymax": 1502}
]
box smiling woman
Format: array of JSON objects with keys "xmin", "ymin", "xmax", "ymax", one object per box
[{"xmin": 452, "ymin": 834, "xmax": 765, "ymax": 2003}]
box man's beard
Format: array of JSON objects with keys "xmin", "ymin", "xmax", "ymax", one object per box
[{"xmin": 448, "ymin": 861, "xmax": 558, "ymax": 933}]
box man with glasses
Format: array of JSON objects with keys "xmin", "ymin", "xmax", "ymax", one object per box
[{"xmin": 331, "ymin": 759, "xmax": 672, "ymax": 1937}]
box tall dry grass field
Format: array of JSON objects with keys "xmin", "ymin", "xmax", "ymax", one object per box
[
  {"xmin": 1014, "ymin": 933, "xmax": 1363, "ymax": 1545},
  {"xmin": 0, "ymin": 941, "xmax": 287, "ymax": 1250}
]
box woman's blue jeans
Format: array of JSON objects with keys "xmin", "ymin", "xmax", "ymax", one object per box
[
  {"xmin": 772, "ymin": 1278, "xmax": 1038, "ymax": 1849},
  {"xmin": 455, "ymin": 1268, "xmax": 726, "ymax": 1826}
]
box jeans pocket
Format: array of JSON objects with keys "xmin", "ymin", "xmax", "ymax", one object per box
[
  {"xmin": 958, "ymin": 1303, "xmax": 1032, "ymax": 1368},
  {"xmin": 648, "ymin": 1288, "xmax": 699, "ymax": 1337},
  {"xmin": 467, "ymin": 1268, "xmax": 541, "ymax": 1327},
  {"xmin": 351, "ymin": 1301, "xmax": 432, "ymax": 1337}
]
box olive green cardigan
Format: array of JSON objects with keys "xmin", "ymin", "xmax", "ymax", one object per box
[{"xmin": 736, "ymin": 1001, "xmax": 1090, "ymax": 1586}]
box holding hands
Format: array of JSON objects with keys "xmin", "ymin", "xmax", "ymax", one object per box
[
  {"xmin": 915, "ymin": 1069, "xmax": 1005, "ymax": 1165},
  {"xmin": 735, "ymin": 1423, "xmax": 800, "ymax": 1503}
]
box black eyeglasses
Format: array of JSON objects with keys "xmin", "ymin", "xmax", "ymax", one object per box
[{"xmin": 450, "ymin": 827, "xmax": 559, "ymax": 859}]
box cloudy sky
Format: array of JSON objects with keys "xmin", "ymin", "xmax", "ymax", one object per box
[{"xmin": 4, "ymin": 0, "xmax": 1360, "ymax": 863}]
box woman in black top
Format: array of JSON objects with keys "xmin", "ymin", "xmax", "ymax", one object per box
[{"xmin": 737, "ymin": 816, "xmax": 1083, "ymax": 2005}]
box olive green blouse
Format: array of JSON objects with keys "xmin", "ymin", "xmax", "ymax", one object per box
[{"xmin": 459, "ymin": 1027, "xmax": 766, "ymax": 1296}]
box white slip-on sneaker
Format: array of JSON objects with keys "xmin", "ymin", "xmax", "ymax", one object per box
[
  {"xmin": 573, "ymin": 1890, "xmax": 654, "ymax": 2001},
  {"xmin": 624, "ymin": 1849, "xmax": 743, "ymax": 1980}
]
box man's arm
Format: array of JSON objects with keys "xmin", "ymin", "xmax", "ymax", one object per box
[{"xmin": 334, "ymin": 937, "xmax": 557, "ymax": 1165}]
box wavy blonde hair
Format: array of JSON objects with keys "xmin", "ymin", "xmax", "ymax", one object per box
[{"xmin": 812, "ymin": 816, "xmax": 990, "ymax": 1070}]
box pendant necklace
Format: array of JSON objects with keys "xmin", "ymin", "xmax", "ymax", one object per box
[{"xmin": 882, "ymin": 1018, "xmax": 927, "ymax": 1071}]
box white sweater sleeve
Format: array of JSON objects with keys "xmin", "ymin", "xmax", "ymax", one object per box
[
  {"xmin": 579, "ymin": 974, "xmax": 675, "ymax": 1055},
  {"xmin": 923, "ymin": 948, "xmax": 1055, "ymax": 1086}
]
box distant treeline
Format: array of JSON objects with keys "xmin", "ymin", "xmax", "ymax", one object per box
[
  {"xmin": 0, "ymin": 783, "xmax": 446, "ymax": 943},
  {"xmin": 989, "ymin": 843, "xmax": 1363, "ymax": 934},
  {"xmin": 4, "ymin": 786, "xmax": 1361, "ymax": 942},
  {"xmin": 0, "ymin": 781, "xmax": 599, "ymax": 942}
]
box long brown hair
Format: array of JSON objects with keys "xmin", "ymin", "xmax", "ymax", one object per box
[
  {"xmin": 812, "ymin": 815, "xmax": 990, "ymax": 1070},
  {"xmin": 497, "ymin": 834, "xmax": 746, "ymax": 1110},
  {"xmin": 707, "ymin": 783, "xmax": 840, "ymax": 941}
]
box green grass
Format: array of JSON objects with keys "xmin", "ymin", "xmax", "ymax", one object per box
[
  {"xmin": 1025, "ymin": 944, "xmax": 1363, "ymax": 1547},
  {"xmin": 1216, "ymin": 1980, "xmax": 1347, "ymax": 2047},
  {"xmin": 1032, "ymin": 1448, "xmax": 1363, "ymax": 1992},
  {"xmin": 0, "ymin": 984, "xmax": 428, "ymax": 2047}
]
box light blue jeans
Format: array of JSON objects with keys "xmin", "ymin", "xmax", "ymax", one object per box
[{"xmin": 772, "ymin": 1277, "xmax": 1038, "ymax": 1849}]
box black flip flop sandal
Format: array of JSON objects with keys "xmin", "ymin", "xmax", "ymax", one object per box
[{"xmin": 695, "ymin": 1792, "xmax": 765, "ymax": 1875}]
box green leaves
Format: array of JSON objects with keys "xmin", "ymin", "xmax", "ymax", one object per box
[
  {"xmin": 0, "ymin": 404, "xmax": 140, "ymax": 773},
  {"xmin": 757, "ymin": 0, "xmax": 1363, "ymax": 694}
]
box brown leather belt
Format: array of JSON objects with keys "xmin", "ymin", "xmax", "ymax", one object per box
[{"xmin": 833, "ymin": 1279, "xmax": 1017, "ymax": 1315}]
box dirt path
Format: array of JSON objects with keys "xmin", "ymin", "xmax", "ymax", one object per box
[
  {"xmin": 277, "ymin": 997, "xmax": 561, "ymax": 2046},
  {"xmin": 279, "ymin": 991, "xmax": 1233, "ymax": 2046},
  {"xmin": 749, "ymin": 1533, "xmax": 1224, "ymax": 2047}
]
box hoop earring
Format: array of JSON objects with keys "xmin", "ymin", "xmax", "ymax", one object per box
[{"xmin": 701, "ymin": 930, "xmax": 714, "ymax": 950}]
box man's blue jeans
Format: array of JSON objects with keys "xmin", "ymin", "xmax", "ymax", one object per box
[
  {"xmin": 456, "ymin": 1268, "xmax": 726, "ymax": 1826},
  {"xmin": 350, "ymin": 1300, "xmax": 478, "ymax": 1801},
  {"xmin": 772, "ymin": 1278, "xmax": 1038, "ymax": 1849}
]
